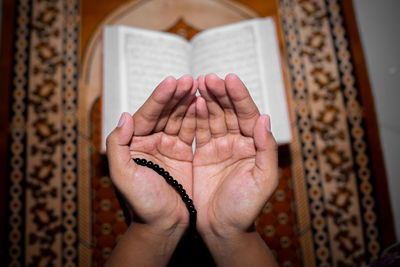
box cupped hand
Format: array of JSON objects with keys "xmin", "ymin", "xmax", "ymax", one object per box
[
  {"xmin": 193, "ymin": 74, "xmax": 278, "ymax": 237},
  {"xmin": 106, "ymin": 75, "xmax": 197, "ymax": 234}
]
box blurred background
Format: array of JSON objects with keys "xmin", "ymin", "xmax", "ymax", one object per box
[
  {"xmin": 352, "ymin": 0, "xmax": 400, "ymax": 241},
  {"xmin": 0, "ymin": 0, "xmax": 399, "ymax": 265}
]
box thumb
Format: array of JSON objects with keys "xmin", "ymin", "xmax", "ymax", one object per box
[
  {"xmin": 106, "ymin": 112, "xmax": 134, "ymax": 170},
  {"xmin": 253, "ymin": 115, "xmax": 278, "ymax": 189}
]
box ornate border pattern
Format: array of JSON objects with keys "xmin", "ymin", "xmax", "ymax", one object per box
[
  {"xmin": 325, "ymin": 0, "xmax": 381, "ymax": 262},
  {"xmin": 280, "ymin": 0, "xmax": 381, "ymax": 265},
  {"xmin": 61, "ymin": 0, "xmax": 79, "ymax": 265},
  {"xmin": 7, "ymin": 0, "xmax": 31, "ymax": 265},
  {"xmin": 6, "ymin": 0, "xmax": 79, "ymax": 266}
]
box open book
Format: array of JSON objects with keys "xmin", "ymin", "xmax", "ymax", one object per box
[{"xmin": 102, "ymin": 17, "xmax": 291, "ymax": 151}]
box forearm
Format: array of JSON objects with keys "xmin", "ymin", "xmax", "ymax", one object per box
[
  {"xmin": 202, "ymin": 230, "xmax": 278, "ymax": 267},
  {"xmin": 105, "ymin": 222, "xmax": 184, "ymax": 267}
]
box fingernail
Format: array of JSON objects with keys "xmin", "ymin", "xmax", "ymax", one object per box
[
  {"xmin": 265, "ymin": 115, "xmax": 271, "ymax": 132},
  {"xmin": 117, "ymin": 112, "xmax": 127, "ymax": 128}
]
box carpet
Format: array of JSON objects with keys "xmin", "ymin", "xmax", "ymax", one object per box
[{"xmin": 3, "ymin": 0, "xmax": 395, "ymax": 266}]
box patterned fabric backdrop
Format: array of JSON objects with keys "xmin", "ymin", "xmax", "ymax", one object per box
[{"xmin": 4, "ymin": 0, "xmax": 393, "ymax": 266}]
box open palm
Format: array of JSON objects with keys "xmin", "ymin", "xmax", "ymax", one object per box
[
  {"xmin": 107, "ymin": 76, "xmax": 197, "ymax": 231},
  {"xmin": 193, "ymin": 74, "xmax": 278, "ymax": 236},
  {"xmin": 105, "ymin": 74, "xmax": 279, "ymax": 267}
]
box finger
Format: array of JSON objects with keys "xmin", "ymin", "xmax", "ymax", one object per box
[
  {"xmin": 178, "ymin": 100, "xmax": 196, "ymax": 146},
  {"xmin": 133, "ymin": 77, "xmax": 177, "ymax": 136},
  {"xmin": 195, "ymin": 97, "xmax": 211, "ymax": 147},
  {"xmin": 154, "ymin": 75, "xmax": 194, "ymax": 132},
  {"xmin": 198, "ymin": 75, "xmax": 227, "ymax": 137},
  {"xmin": 106, "ymin": 112, "xmax": 136, "ymax": 176},
  {"xmin": 252, "ymin": 115, "xmax": 278, "ymax": 189},
  {"xmin": 225, "ymin": 73, "xmax": 260, "ymax": 137},
  {"xmin": 164, "ymin": 79, "xmax": 197, "ymax": 135},
  {"xmin": 204, "ymin": 73, "xmax": 240, "ymax": 133}
]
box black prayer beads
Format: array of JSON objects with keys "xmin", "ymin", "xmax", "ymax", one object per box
[{"xmin": 133, "ymin": 158, "xmax": 197, "ymax": 234}]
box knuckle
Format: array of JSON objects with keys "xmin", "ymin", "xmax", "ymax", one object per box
[
  {"xmin": 238, "ymin": 106, "xmax": 259, "ymax": 120},
  {"xmin": 105, "ymin": 133, "xmax": 115, "ymax": 149}
]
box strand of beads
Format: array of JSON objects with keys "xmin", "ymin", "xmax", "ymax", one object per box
[{"xmin": 133, "ymin": 158, "xmax": 197, "ymax": 235}]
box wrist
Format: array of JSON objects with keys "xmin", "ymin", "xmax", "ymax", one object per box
[
  {"xmin": 105, "ymin": 221, "xmax": 186, "ymax": 267},
  {"xmin": 197, "ymin": 215, "xmax": 252, "ymax": 241},
  {"xmin": 200, "ymin": 229, "xmax": 278, "ymax": 267},
  {"xmin": 133, "ymin": 220, "xmax": 187, "ymax": 243},
  {"xmin": 128, "ymin": 222, "xmax": 185, "ymax": 258},
  {"xmin": 200, "ymin": 224, "xmax": 255, "ymax": 249}
]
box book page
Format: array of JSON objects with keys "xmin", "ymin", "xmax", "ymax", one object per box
[
  {"xmin": 190, "ymin": 20, "xmax": 268, "ymax": 115},
  {"xmin": 102, "ymin": 26, "xmax": 190, "ymax": 150},
  {"xmin": 103, "ymin": 19, "xmax": 291, "ymax": 151},
  {"xmin": 256, "ymin": 19, "xmax": 291, "ymax": 143},
  {"xmin": 190, "ymin": 18, "xmax": 291, "ymax": 143},
  {"xmin": 121, "ymin": 27, "xmax": 191, "ymax": 114}
]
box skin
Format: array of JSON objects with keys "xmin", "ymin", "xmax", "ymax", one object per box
[
  {"xmin": 105, "ymin": 75, "xmax": 197, "ymax": 266},
  {"xmin": 105, "ymin": 74, "xmax": 279, "ymax": 266},
  {"xmin": 193, "ymin": 74, "xmax": 278, "ymax": 266}
]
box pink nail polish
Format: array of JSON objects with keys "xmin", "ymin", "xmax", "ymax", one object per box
[
  {"xmin": 265, "ymin": 115, "xmax": 271, "ymax": 132},
  {"xmin": 117, "ymin": 113, "xmax": 126, "ymax": 127}
]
